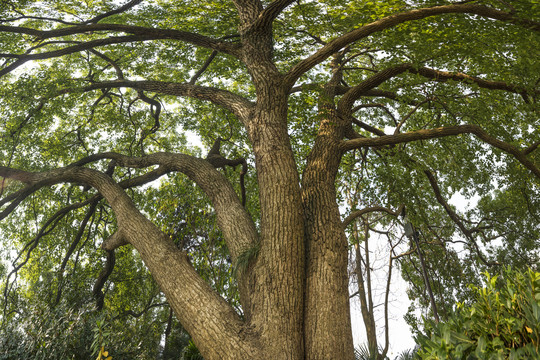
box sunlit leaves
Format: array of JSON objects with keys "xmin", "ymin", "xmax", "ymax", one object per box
[
  {"xmin": 0, "ymin": 0, "xmax": 538, "ymax": 357},
  {"xmin": 417, "ymin": 268, "xmax": 540, "ymax": 359}
]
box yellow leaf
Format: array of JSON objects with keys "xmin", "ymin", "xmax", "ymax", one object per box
[
  {"xmin": 525, "ymin": 326, "xmax": 533, "ymax": 333},
  {"xmin": 96, "ymin": 346, "xmax": 105, "ymax": 360},
  {"xmin": 103, "ymin": 351, "xmax": 109, "ymax": 357},
  {"xmin": 105, "ymin": 357, "xmax": 112, "ymax": 360}
]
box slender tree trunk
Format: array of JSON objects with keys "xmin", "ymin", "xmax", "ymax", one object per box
[
  {"xmin": 411, "ymin": 228, "xmax": 440, "ymax": 323},
  {"xmin": 352, "ymin": 220, "xmax": 378, "ymax": 356},
  {"xmin": 354, "ymin": 241, "xmax": 378, "ymax": 355}
]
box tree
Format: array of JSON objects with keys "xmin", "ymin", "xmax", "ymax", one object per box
[{"xmin": 0, "ymin": 0, "xmax": 538, "ymax": 359}]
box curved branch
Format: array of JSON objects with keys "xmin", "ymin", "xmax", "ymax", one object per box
[
  {"xmin": 102, "ymin": 230, "xmax": 128, "ymax": 251},
  {"xmin": 423, "ymin": 169, "xmax": 499, "ymax": 266},
  {"xmin": 93, "ymin": 249, "xmax": 116, "ymax": 310},
  {"xmin": 55, "ymin": 199, "xmax": 99, "ymax": 305},
  {"xmin": 338, "ymin": 63, "xmax": 535, "ymax": 113},
  {"xmin": 89, "ymin": 49, "xmax": 125, "ymax": 79},
  {"xmin": 0, "ymin": 35, "xmax": 157, "ymax": 78},
  {"xmin": 341, "ymin": 125, "xmax": 540, "ymax": 180},
  {"xmin": 2, "ymin": 151, "xmax": 257, "ymax": 260},
  {"xmin": 250, "ymin": 0, "xmax": 296, "ymax": 30},
  {"xmin": 0, "ymin": 162, "xmax": 259, "ymax": 358},
  {"xmin": 0, "ymin": 23, "xmax": 239, "ymax": 54},
  {"xmin": 62, "ymin": 80, "xmax": 254, "ymax": 124},
  {"xmin": 343, "ymin": 205, "xmax": 404, "ymax": 229},
  {"xmin": 73, "ymin": 152, "xmax": 258, "ymax": 259},
  {"xmin": 0, "ymin": 166, "xmax": 173, "ymax": 310},
  {"xmin": 0, "ymin": 164, "xmax": 170, "ymax": 221},
  {"xmin": 284, "ymin": 4, "xmax": 539, "ymax": 87},
  {"xmin": 338, "ymin": 64, "xmax": 412, "ymax": 112},
  {"xmin": 84, "ymin": 0, "xmax": 143, "ymax": 24},
  {"xmin": 206, "ymin": 138, "xmax": 249, "ymax": 207},
  {"xmin": 411, "ymin": 67, "xmax": 534, "ymax": 102}
]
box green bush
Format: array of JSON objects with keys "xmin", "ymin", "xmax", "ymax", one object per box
[{"xmin": 417, "ymin": 267, "xmax": 540, "ymax": 359}]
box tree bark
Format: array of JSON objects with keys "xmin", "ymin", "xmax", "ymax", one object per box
[
  {"xmin": 301, "ymin": 60, "xmax": 355, "ymax": 358},
  {"xmin": 1, "ymin": 1, "xmax": 537, "ymax": 359}
]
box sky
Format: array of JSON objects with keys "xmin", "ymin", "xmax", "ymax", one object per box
[{"xmin": 349, "ymin": 191, "xmax": 477, "ymax": 357}]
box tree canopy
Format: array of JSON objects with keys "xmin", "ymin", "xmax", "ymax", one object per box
[{"xmin": 0, "ymin": 0, "xmax": 538, "ymax": 359}]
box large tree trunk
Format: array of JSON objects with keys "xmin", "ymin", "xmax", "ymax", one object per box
[
  {"xmin": 245, "ymin": 96, "xmax": 306, "ymax": 359},
  {"xmin": 0, "ymin": 1, "xmax": 537, "ymax": 360},
  {"xmin": 300, "ymin": 64, "xmax": 356, "ymax": 359},
  {"xmin": 302, "ymin": 125, "xmax": 356, "ymax": 359}
]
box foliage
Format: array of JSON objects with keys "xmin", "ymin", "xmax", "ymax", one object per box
[
  {"xmin": 0, "ymin": 0, "xmax": 538, "ymax": 358},
  {"xmin": 232, "ymin": 240, "xmax": 260, "ymax": 277},
  {"xmin": 180, "ymin": 340, "xmax": 204, "ymax": 360},
  {"xmin": 394, "ymin": 348, "xmax": 418, "ymax": 360},
  {"xmin": 0, "ymin": 301, "xmax": 95, "ymax": 360},
  {"xmin": 96, "ymin": 346, "xmax": 113, "ymax": 360},
  {"xmin": 354, "ymin": 344, "xmax": 389, "ymax": 360},
  {"xmin": 416, "ymin": 268, "xmax": 540, "ymax": 359}
]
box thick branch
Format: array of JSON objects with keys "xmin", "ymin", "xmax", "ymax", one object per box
[
  {"xmin": 0, "ymin": 165, "xmax": 172, "ymax": 306},
  {"xmin": 284, "ymin": 4, "xmax": 539, "ymax": 87},
  {"xmin": 102, "ymin": 230, "xmax": 128, "ymax": 251},
  {"xmin": 338, "ymin": 64, "xmax": 411, "ymax": 112},
  {"xmin": 72, "ymin": 152, "xmax": 258, "ymax": 259},
  {"xmin": 250, "ymin": 0, "xmax": 296, "ymax": 30},
  {"xmin": 341, "ymin": 125, "xmax": 540, "ymax": 180},
  {"xmin": 0, "ymin": 162, "xmax": 259, "ymax": 358},
  {"xmin": 64, "ymin": 80, "xmax": 254, "ymax": 124},
  {"xmin": 411, "ymin": 67, "xmax": 533, "ymax": 102},
  {"xmin": 0, "ymin": 164, "xmax": 170, "ymax": 222},
  {"xmin": 338, "ymin": 63, "xmax": 534, "ymax": 112},
  {"xmin": 93, "ymin": 249, "xmax": 116, "ymax": 311}
]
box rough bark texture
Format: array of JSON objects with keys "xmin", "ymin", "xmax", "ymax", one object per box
[
  {"xmin": 301, "ymin": 61, "xmax": 355, "ymax": 358},
  {"xmin": 0, "ymin": 1, "xmax": 538, "ymax": 359}
]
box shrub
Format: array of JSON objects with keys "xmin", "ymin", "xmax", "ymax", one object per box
[{"xmin": 416, "ymin": 267, "xmax": 540, "ymax": 359}]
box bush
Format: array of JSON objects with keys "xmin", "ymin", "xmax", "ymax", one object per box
[{"xmin": 416, "ymin": 267, "xmax": 540, "ymax": 359}]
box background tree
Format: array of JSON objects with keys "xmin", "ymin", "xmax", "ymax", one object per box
[{"xmin": 0, "ymin": 0, "xmax": 538, "ymax": 359}]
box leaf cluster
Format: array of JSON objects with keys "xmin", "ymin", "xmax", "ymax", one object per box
[{"xmin": 417, "ymin": 267, "xmax": 540, "ymax": 359}]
